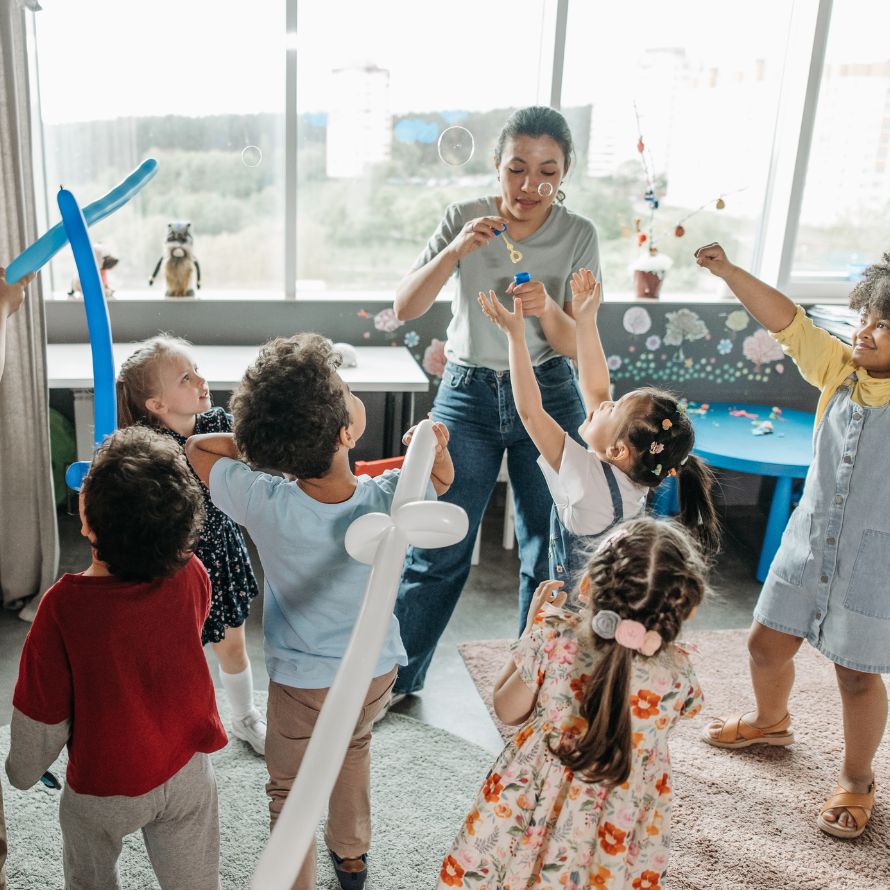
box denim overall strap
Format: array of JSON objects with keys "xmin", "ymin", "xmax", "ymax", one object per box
[{"xmin": 549, "ymin": 460, "xmax": 625, "ymax": 600}]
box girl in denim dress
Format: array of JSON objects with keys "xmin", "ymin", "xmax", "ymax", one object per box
[{"xmin": 698, "ymin": 243, "xmax": 890, "ymax": 840}]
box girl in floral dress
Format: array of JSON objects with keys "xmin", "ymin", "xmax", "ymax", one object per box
[{"xmin": 439, "ymin": 517, "xmax": 707, "ymax": 890}]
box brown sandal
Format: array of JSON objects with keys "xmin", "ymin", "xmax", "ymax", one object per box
[
  {"xmin": 817, "ymin": 782, "xmax": 875, "ymax": 839},
  {"xmin": 702, "ymin": 712, "xmax": 794, "ymax": 749}
]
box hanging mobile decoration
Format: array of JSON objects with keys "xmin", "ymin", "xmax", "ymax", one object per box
[{"xmin": 671, "ymin": 189, "xmax": 744, "ymax": 236}]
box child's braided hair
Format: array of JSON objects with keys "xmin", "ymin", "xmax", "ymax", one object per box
[
  {"xmin": 617, "ymin": 388, "xmax": 720, "ymax": 556},
  {"xmin": 554, "ymin": 517, "xmax": 709, "ymax": 786}
]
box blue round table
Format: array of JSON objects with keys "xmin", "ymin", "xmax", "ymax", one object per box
[{"xmin": 652, "ymin": 402, "xmax": 815, "ymax": 581}]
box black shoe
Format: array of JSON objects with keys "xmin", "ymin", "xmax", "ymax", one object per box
[{"xmin": 328, "ymin": 849, "xmax": 368, "ymax": 890}]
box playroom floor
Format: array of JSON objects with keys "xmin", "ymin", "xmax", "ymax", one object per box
[{"xmin": 0, "ymin": 484, "xmax": 763, "ymax": 754}]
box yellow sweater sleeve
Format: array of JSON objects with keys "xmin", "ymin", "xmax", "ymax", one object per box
[{"xmin": 770, "ymin": 306, "xmax": 855, "ymax": 426}]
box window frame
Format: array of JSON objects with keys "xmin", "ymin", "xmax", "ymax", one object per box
[{"xmin": 31, "ymin": 0, "xmax": 850, "ymax": 323}]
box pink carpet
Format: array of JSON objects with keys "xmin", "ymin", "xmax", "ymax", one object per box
[{"xmin": 458, "ymin": 629, "xmax": 890, "ymax": 890}]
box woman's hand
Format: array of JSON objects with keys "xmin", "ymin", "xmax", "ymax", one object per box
[
  {"xmin": 478, "ymin": 290, "xmax": 525, "ymax": 339},
  {"xmin": 524, "ymin": 579, "xmax": 567, "ymax": 633},
  {"xmin": 507, "ymin": 277, "xmax": 551, "ymax": 318},
  {"xmin": 694, "ymin": 242, "xmax": 735, "ymax": 279},
  {"xmin": 570, "ymin": 268, "xmax": 601, "ymax": 321},
  {"xmin": 448, "ymin": 216, "xmax": 509, "ymax": 261}
]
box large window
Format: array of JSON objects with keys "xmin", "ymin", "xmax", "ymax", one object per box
[
  {"xmin": 28, "ymin": 0, "xmax": 882, "ymax": 301},
  {"xmin": 792, "ymin": 0, "xmax": 890, "ymax": 281},
  {"xmin": 562, "ymin": 0, "xmax": 792, "ymax": 295},
  {"xmin": 33, "ymin": 0, "xmax": 284, "ymax": 297}
]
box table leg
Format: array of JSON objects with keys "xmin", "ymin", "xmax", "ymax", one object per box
[
  {"xmin": 757, "ymin": 476, "xmax": 794, "ymax": 583},
  {"xmin": 383, "ymin": 392, "xmax": 395, "ymax": 457},
  {"xmin": 73, "ymin": 389, "xmax": 95, "ymax": 461}
]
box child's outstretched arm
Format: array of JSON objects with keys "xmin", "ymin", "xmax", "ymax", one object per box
[
  {"xmin": 571, "ymin": 268, "xmax": 609, "ymax": 409},
  {"xmin": 493, "ymin": 580, "xmax": 566, "ymax": 725},
  {"xmin": 478, "ymin": 291, "xmax": 567, "ymax": 471},
  {"xmin": 695, "ymin": 243, "xmax": 796, "ymax": 332},
  {"xmin": 0, "ymin": 266, "xmax": 35, "ymax": 381},
  {"xmin": 186, "ymin": 432, "xmax": 240, "ymax": 488},
  {"xmin": 402, "ymin": 420, "xmax": 454, "ymax": 496}
]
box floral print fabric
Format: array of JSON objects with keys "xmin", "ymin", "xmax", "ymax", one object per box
[{"xmin": 439, "ymin": 605, "xmax": 702, "ymax": 889}]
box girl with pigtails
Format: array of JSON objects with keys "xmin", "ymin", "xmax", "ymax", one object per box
[
  {"xmin": 438, "ymin": 517, "xmax": 708, "ymax": 889},
  {"xmin": 479, "ymin": 267, "xmax": 720, "ymax": 600}
]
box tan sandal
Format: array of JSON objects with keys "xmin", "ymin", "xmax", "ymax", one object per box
[
  {"xmin": 702, "ymin": 712, "xmax": 794, "ymax": 749},
  {"xmin": 817, "ymin": 782, "xmax": 875, "ymax": 839}
]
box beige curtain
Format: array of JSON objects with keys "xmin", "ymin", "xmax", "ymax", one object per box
[{"xmin": 0, "ymin": 0, "xmax": 59, "ymax": 611}]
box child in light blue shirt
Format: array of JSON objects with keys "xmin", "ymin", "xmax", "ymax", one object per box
[{"xmin": 186, "ymin": 332, "xmax": 452, "ymax": 890}]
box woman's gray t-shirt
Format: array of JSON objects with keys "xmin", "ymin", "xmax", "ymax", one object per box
[{"xmin": 412, "ymin": 196, "xmax": 601, "ymax": 371}]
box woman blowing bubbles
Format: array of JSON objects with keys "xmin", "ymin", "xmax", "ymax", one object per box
[{"xmin": 391, "ymin": 107, "xmax": 602, "ymax": 705}]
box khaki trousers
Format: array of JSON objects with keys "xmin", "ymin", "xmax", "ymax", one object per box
[{"xmin": 265, "ymin": 668, "xmax": 397, "ymax": 890}]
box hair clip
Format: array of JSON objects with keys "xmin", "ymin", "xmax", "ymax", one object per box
[
  {"xmin": 649, "ymin": 441, "xmax": 665, "ymax": 454},
  {"xmin": 592, "ymin": 613, "xmax": 663, "ymax": 656},
  {"xmin": 668, "ymin": 467, "xmax": 678, "ymax": 477},
  {"xmin": 595, "ymin": 527, "xmax": 630, "ymax": 554},
  {"xmin": 591, "ymin": 610, "xmax": 620, "ymax": 639},
  {"xmin": 680, "ymin": 455, "xmax": 689, "ymax": 465},
  {"xmin": 652, "ymin": 463, "xmax": 662, "ymax": 476},
  {"xmin": 661, "ymin": 418, "xmax": 673, "ymax": 430}
]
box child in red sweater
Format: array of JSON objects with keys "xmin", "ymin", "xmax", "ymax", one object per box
[{"xmin": 4, "ymin": 426, "xmax": 227, "ymax": 890}]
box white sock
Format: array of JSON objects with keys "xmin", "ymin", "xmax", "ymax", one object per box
[{"xmin": 219, "ymin": 664, "xmax": 257, "ymax": 722}]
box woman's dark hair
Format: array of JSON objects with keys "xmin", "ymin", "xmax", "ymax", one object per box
[
  {"xmin": 554, "ymin": 517, "xmax": 708, "ymax": 786},
  {"xmin": 116, "ymin": 334, "xmax": 192, "ymax": 427},
  {"xmin": 82, "ymin": 426, "xmax": 204, "ymax": 582},
  {"xmin": 849, "ymin": 250, "xmax": 890, "ymax": 320},
  {"xmin": 617, "ymin": 388, "xmax": 720, "ymax": 556},
  {"xmin": 230, "ymin": 333, "xmax": 350, "ymax": 478},
  {"xmin": 494, "ymin": 106, "xmax": 574, "ymax": 202}
]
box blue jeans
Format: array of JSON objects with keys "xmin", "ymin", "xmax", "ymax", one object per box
[{"xmin": 393, "ymin": 357, "xmax": 586, "ymax": 694}]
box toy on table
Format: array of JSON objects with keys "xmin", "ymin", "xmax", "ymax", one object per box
[
  {"xmin": 148, "ymin": 222, "xmax": 201, "ymax": 297},
  {"xmin": 751, "ymin": 420, "xmax": 774, "ymax": 436},
  {"xmin": 492, "ymin": 223, "xmax": 523, "ymax": 264}
]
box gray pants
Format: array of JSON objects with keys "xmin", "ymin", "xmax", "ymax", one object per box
[{"xmin": 59, "ymin": 752, "xmax": 219, "ymax": 890}]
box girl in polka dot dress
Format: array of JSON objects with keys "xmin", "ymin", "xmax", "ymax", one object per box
[
  {"xmin": 117, "ymin": 336, "xmax": 264, "ymax": 754},
  {"xmin": 439, "ymin": 517, "xmax": 706, "ymax": 890}
]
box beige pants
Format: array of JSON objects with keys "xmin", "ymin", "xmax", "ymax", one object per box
[{"xmin": 265, "ymin": 668, "xmax": 397, "ymax": 890}]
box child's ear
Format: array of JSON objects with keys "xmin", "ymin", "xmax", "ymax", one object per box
[
  {"xmin": 579, "ymin": 575, "xmax": 591, "ymax": 596},
  {"xmin": 606, "ymin": 439, "xmax": 630, "ymax": 462},
  {"xmin": 145, "ymin": 395, "xmax": 164, "ymax": 417},
  {"xmin": 337, "ymin": 425, "xmax": 354, "ymax": 449}
]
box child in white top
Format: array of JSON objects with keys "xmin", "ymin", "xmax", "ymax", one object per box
[{"xmin": 480, "ymin": 268, "xmax": 719, "ymax": 593}]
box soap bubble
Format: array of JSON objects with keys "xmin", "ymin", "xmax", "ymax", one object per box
[
  {"xmin": 437, "ymin": 126, "xmax": 474, "ymax": 167},
  {"xmin": 241, "ymin": 145, "xmax": 263, "ymax": 168},
  {"xmin": 537, "ymin": 182, "xmax": 554, "ymax": 198}
]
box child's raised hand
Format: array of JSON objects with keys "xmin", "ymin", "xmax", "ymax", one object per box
[
  {"xmin": 694, "ymin": 242, "xmax": 734, "ymax": 278},
  {"xmin": 401, "ymin": 420, "xmax": 450, "ymax": 454},
  {"xmin": 0, "ymin": 266, "xmax": 35, "ymax": 317},
  {"xmin": 570, "ymin": 268, "xmax": 601, "ymax": 319},
  {"xmin": 524, "ymin": 579, "xmax": 566, "ymax": 632},
  {"xmin": 478, "ymin": 290, "xmax": 525, "ymax": 338}
]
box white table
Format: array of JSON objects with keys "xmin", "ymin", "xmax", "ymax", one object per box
[{"xmin": 47, "ymin": 344, "xmax": 429, "ymax": 460}]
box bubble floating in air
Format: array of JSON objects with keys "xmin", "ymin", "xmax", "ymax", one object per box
[
  {"xmin": 437, "ymin": 126, "xmax": 474, "ymax": 167},
  {"xmin": 241, "ymin": 146, "xmax": 263, "ymax": 168}
]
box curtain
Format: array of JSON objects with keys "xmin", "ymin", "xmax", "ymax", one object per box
[{"xmin": 0, "ymin": 0, "xmax": 59, "ymax": 612}]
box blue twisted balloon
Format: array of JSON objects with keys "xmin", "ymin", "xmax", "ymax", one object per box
[
  {"xmin": 6, "ymin": 159, "xmax": 158, "ymax": 284},
  {"xmin": 59, "ymin": 187, "xmax": 117, "ymax": 492}
]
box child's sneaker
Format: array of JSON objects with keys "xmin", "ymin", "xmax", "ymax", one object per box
[
  {"xmin": 372, "ymin": 691, "xmax": 407, "ymax": 725},
  {"xmin": 231, "ymin": 710, "xmax": 266, "ymax": 755}
]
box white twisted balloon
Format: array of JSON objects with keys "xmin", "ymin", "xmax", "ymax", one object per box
[{"xmin": 250, "ymin": 419, "xmax": 468, "ymax": 890}]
